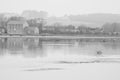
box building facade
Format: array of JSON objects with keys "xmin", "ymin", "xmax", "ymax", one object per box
[{"xmin": 7, "ymin": 20, "xmax": 28, "ymax": 35}]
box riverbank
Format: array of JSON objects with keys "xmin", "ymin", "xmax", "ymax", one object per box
[{"xmin": 0, "ymin": 35, "xmax": 120, "ymax": 39}]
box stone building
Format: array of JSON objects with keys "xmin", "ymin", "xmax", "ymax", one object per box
[{"xmin": 7, "ymin": 20, "xmax": 28, "ymax": 35}]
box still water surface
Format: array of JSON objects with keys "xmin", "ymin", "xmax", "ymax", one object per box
[{"xmin": 0, "ymin": 37, "xmax": 120, "ymax": 80}]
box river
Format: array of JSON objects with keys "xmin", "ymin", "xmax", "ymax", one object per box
[{"xmin": 0, "ymin": 37, "xmax": 120, "ymax": 80}]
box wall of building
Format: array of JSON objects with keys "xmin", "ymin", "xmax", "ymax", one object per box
[{"xmin": 7, "ymin": 24, "xmax": 24, "ymax": 35}]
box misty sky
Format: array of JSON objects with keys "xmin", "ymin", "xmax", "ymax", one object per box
[{"xmin": 0, "ymin": 0, "xmax": 120, "ymax": 16}]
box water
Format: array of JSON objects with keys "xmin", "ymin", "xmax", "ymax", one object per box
[{"xmin": 0, "ymin": 37, "xmax": 120, "ymax": 80}]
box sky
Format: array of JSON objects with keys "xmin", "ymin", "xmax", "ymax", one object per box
[{"xmin": 0, "ymin": 0, "xmax": 120, "ymax": 16}]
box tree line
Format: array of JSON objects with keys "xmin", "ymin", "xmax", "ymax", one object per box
[{"xmin": 0, "ymin": 16, "xmax": 120, "ymax": 36}]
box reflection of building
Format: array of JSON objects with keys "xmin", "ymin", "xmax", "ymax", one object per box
[
  {"xmin": 7, "ymin": 20, "xmax": 28, "ymax": 35},
  {"xmin": 6, "ymin": 38, "xmax": 24, "ymax": 51}
]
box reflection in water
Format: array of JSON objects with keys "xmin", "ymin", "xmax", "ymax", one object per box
[
  {"xmin": 7, "ymin": 38, "xmax": 24, "ymax": 51},
  {"xmin": 0, "ymin": 38, "xmax": 120, "ymax": 80},
  {"xmin": 24, "ymin": 68, "xmax": 64, "ymax": 71},
  {"xmin": 0, "ymin": 38, "xmax": 120, "ymax": 58}
]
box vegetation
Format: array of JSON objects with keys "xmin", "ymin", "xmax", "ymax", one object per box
[{"xmin": 0, "ymin": 15, "xmax": 120, "ymax": 36}]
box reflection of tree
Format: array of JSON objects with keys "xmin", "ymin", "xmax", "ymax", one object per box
[
  {"xmin": 42, "ymin": 39, "xmax": 75, "ymax": 48},
  {"xmin": 23, "ymin": 49, "xmax": 45, "ymax": 58},
  {"xmin": 22, "ymin": 38, "xmax": 45, "ymax": 58},
  {"xmin": 3, "ymin": 38, "xmax": 120, "ymax": 58},
  {"xmin": 0, "ymin": 38, "xmax": 7, "ymax": 56},
  {"xmin": 102, "ymin": 42, "xmax": 120, "ymax": 49},
  {"xmin": 0, "ymin": 38, "xmax": 7, "ymax": 50},
  {"xmin": 78, "ymin": 39, "xmax": 92, "ymax": 47},
  {"xmin": 9, "ymin": 51, "xmax": 23, "ymax": 56},
  {"xmin": 24, "ymin": 38, "xmax": 39, "ymax": 50}
]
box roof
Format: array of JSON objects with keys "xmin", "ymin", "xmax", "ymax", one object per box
[{"xmin": 7, "ymin": 20, "xmax": 28, "ymax": 24}]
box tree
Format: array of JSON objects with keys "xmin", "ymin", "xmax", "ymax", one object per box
[
  {"xmin": 77, "ymin": 25, "xmax": 88, "ymax": 34},
  {"xmin": 0, "ymin": 15, "xmax": 8, "ymax": 33},
  {"xmin": 0, "ymin": 15, "xmax": 7, "ymax": 27},
  {"xmin": 27, "ymin": 18, "xmax": 46, "ymax": 34},
  {"xmin": 102, "ymin": 23, "xmax": 120, "ymax": 36}
]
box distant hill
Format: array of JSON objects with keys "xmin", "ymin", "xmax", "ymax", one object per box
[
  {"xmin": 2, "ymin": 13, "xmax": 19, "ymax": 18},
  {"xmin": 47, "ymin": 16, "xmax": 99, "ymax": 27},
  {"xmin": 47, "ymin": 14, "xmax": 120, "ymax": 27},
  {"xmin": 1, "ymin": 11, "xmax": 120, "ymax": 27},
  {"xmin": 21, "ymin": 10, "xmax": 48, "ymax": 19},
  {"xmin": 68, "ymin": 13, "xmax": 120, "ymax": 23}
]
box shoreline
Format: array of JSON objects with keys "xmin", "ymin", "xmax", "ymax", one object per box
[{"xmin": 0, "ymin": 35, "xmax": 120, "ymax": 39}]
